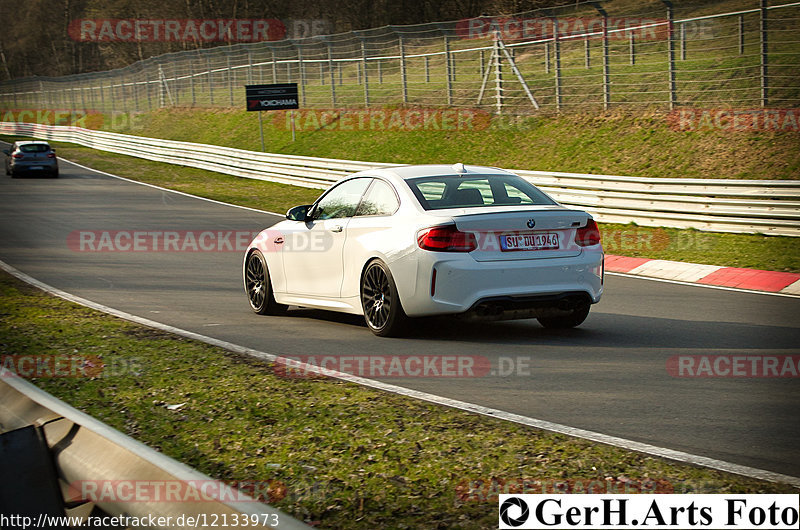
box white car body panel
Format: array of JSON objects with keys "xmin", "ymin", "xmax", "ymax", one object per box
[{"xmin": 245, "ymin": 164, "xmax": 604, "ymax": 321}]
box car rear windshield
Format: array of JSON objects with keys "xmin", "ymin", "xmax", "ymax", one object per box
[
  {"xmin": 18, "ymin": 144, "xmax": 51, "ymax": 153},
  {"xmin": 405, "ymin": 174, "xmax": 557, "ymax": 210}
]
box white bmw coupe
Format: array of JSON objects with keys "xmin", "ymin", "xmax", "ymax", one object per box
[{"xmin": 244, "ymin": 164, "xmax": 604, "ymax": 336}]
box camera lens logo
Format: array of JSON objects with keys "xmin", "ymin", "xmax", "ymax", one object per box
[{"xmin": 500, "ymin": 496, "xmax": 530, "ymax": 527}]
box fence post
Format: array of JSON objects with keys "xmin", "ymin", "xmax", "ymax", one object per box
[
  {"xmin": 739, "ymin": 15, "xmax": 745, "ymax": 55},
  {"xmin": 596, "ymin": 4, "xmax": 610, "ymax": 110},
  {"xmin": 297, "ymin": 43, "xmax": 306, "ymax": 107},
  {"xmin": 554, "ymin": 18, "xmax": 562, "ymax": 111},
  {"xmin": 663, "ymin": 0, "xmax": 677, "ymax": 110},
  {"xmin": 585, "ymin": 36, "xmax": 590, "ymax": 68},
  {"xmin": 760, "ymin": 0, "xmax": 768, "ymax": 107},
  {"xmin": 425, "ymin": 56, "xmax": 430, "ymax": 82},
  {"xmin": 330, "ymin": 42, "xmax": 339, "ymax": 106},
  {"xmin": 173, "ymin": 64, "xmax": 180, "ymax": 106},
  {"xmin": 493, "ymin": 35, "xmax": 503, "ymax": 115},
  {"xmin": 377, "ymin": 60, "xmax": 382, "ymax": 84},
  {"xmin": 444, "ymin": 35, "xmax": 453, "ymax": 105},
  {"xmin": 227, "ymin": 55, "xmax": 234, "ymax": 106},
  {"xmin": 206, "ymin": 55, "xmax": 214, "ymax": 105},
  {"xmin": 271, "ymin": 48, "xmax": 278, "ymax": 83},
  {"xmin": 358, "ymin": 38, "xmax": 368, "ymax": 106},
  {"xmin": 190, "ymin": 53, "xmax": 196, "ymax": 106},
  {"xmin": 480, "ymin": 49, "xmax": 485, "ymax": 78},
  {"xmin": 398, "ymin": 32, "xmax": 408, "ymax": 104},
  {"xmin": 545, "ymin": 41, "xmax": 551, "ymax": 74},
  {"xmin": 679, "ymin": 22, "xmax": 686, "ymax": 61},
  {"xmin": 629, "ymin": 31, "xmax": 635, "ymax": 65},
  {"xmin": 248, "ymin": 51, "xmax": 254, "ymax": 84},
  {"xmin": 132, "ymin": 72, "xmax": 139, "ymax": 111}
]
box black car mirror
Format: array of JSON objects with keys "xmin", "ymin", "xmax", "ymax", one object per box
[{"xmin": 286, "ymin": 204, "xmax": 312, "ymax": 222}]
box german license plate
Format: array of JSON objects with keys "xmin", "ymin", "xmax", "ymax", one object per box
[{"xmin": 500, "ymin": 232, "xmax": 560, "ymax": 251}]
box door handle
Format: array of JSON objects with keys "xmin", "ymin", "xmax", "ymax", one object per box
[{"xmin": 330, "ymin": 225, "xmax": 343, "ymax": 233}]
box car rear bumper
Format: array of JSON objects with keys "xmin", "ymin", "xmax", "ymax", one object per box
[{"xmin": 395, "ymin": 249, "xmax": 604, "ymax": 317}]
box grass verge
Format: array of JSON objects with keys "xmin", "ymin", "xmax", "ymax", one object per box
[
  {"xmin": 110, "ymin": 107, "xmax": 800, "ymax": 180},
  {"xmin": 3, "ymin": 135, "xmax": 798, "ymax": 272},
  {"xmin": 1, "ymin": 270, "xmax": 797, "ymax": 529}
]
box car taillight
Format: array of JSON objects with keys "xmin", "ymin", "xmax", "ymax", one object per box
[
  {"xmin": 47, "ymin": 153, "xmax": 56, "ymax": 158},
  {"xmin": 12, "ymin": 153, "xmax": 24, "ymax": 159},
  {"xmin": 575, "ymin": 219, "xmax": 601, "ymax": 247},
  {"xmin": 417, "ymin": 225, "xmax": 477, "ymax": 252}
]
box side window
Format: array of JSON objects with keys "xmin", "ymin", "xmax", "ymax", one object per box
[
  {"xmin": 355, "ymin": 180, "xmax": 400, "ymax": 217},
  {"xmin": 312, "ymin": 178, "xmax": 371, "ymax": 220}
]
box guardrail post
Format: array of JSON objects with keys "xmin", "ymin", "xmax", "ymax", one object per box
[
  {"xmin": 662, "ymin": 0, "xmax": 677, "ymax": 110},
  {"xmin": 760, "ymin": 0, "xmax": 768, "ymax": 107}
]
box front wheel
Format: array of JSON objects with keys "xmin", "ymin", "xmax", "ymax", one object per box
[
  {"xmin": 537, "ymin": 304, "xmax": 591, "ymax": 329},
  {"xmin": 245, "ymin": 250, "xmax": 287, "ymax": 315},
  {"xmin": 360, "ymin": 260, "xmax": 408, "ymax": 337}
]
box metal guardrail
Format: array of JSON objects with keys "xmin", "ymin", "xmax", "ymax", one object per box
[
  {"xmin": 2, "ymin": 121, "xmax": 799, "ymax": 236},
  {"xmin": 0, "ymin": 371, "xmax": 312, "ymax": 529}
]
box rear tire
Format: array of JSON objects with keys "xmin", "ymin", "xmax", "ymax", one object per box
[
  {"xmin": 537, "ymin": 304, "xmax": 591, "ymax": 329},
  {"xmin": 245, "ymin": 250, "xmax": 287, "ymax": 315},
  {"xmin": 50, "ymin": 169, "xmax": 59, "ymax": 178},
  {"xmin": 360, "ymin": 259, "xmax": 408, "ymax": 337}
]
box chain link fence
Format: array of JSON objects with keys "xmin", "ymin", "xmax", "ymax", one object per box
[{"xmin": 0, "ymin": 1, "xmax": 798, "ymax": 115}]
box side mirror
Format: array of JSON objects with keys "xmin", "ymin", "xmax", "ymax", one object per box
[
  {"xmin": 286, "ymin": 204, "xmax": 312, "ymax": 222},
  {"xmin": 2, "ymin": 149, "xmax": 9, "ymax": 156}
]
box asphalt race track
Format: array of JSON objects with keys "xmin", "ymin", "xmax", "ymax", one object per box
[{"xmin": 1, "ymin": 148, "xmax": 799, "ymax": 478}]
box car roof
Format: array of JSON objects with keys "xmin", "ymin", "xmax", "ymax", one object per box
[
  {"xmin": 15, "ymin": 140, "xmax": 51, "ymax": 146},
  {"xmin": 360, "ymin": 164, "xmax": 517, "ymax": 182}
]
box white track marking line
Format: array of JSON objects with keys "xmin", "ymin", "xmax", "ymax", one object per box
[{"xmin": 2, "ymin": 258, "xmax": 798, "ymax": 488}]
